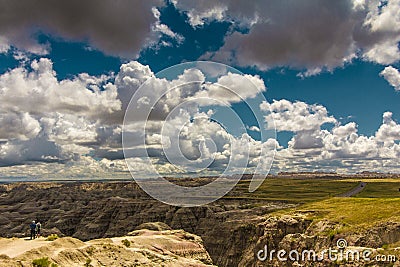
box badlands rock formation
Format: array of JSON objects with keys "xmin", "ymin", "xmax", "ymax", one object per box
[{"xmin": 0, "ymin": 228, "xmax": 214, "ymax": 266}]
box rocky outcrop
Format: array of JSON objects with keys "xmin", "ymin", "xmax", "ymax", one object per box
[
  {"xmin": 0, "ymin": 229, "xmax": 215, "ymax": 267},
  {"xmin": 135, "ymin": 222, "xmax": 172, "ymax": 231},
  {"xmin": 238, "ymin": 215, "xmax": 400, "ymax": 267}
]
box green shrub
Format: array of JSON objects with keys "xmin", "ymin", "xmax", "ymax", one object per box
[
  {"xmin": 121, "ymin": 239, "xmax": 131, "ymax": 247},
  {"xmin": 86, "ymin": 246, "xmax": 95, "ymax": 255},
  {"xmin": 46, "ymin": 234, "xmax": 59, "ymax": 241},
  {"xmin": 84, "ymin": 258, "xmax": 92, "ymax": 267},
  {"xmin": 32, "ymin": 257, "xmax": 58, "ymax": 267},
  {"xmin": 327, "ymin": 229, "xmax": 338, "ymax": 240}
]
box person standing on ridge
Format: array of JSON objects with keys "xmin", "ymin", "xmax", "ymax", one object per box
[
  {"xmin": 29, "ymin": 221, "xmax": 36, "ymax": 240},
  {"xmin": 36, "ymin": 221, "xmax": 41, "ymax": 238}
]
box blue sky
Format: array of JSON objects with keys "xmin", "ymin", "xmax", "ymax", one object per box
[{"xmin": 0, "ymin": 0, "xmax": 400, "ymax": 178}]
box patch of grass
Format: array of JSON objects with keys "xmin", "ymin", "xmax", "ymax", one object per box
[
  {"xmin": 86, "ymin": 246, "xmax": 95, "ymax": 255},
  {"xmin": 32, "ymin": 257, "xmax": 58, "ymax": 267},
  {"xmin": 84, "ymin": 258, "xmax": 92, "ymax": 267},
  {"xmin": 121, "ymin": 239, "xmax": 131, "ymax": 247},
  {"xmin": 46, "ymin": 234, "xmax": 59, "ymax": 241},
  {"xmin": 326, "ymin": 228, "xmax": 341, "ymax": 240},
  {"xmin": 355, "ymin": 182, "xmax": 400, "ymax": 198},
  {"xmin": 295, "ymin": 198, "xmax": 400, "ymax": 232},
  {"xmin": 226, "ymin": 178, "xmax": 359, "ymax": 203}
]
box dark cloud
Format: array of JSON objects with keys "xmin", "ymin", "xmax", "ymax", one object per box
[
  {"xmin": 290, "ymin": 131, "xmax": 324, "ymax": 150},
  {"xmin": 0, "ymin": 137, "xmax": 66, "ymax": 167},
  {"xmin": 0, "ymin": 0, "xmax": 162, "ymax": 56},
  {"xmin": 174, "ymin": 0, "xmax": 400, "ymax": 70},
  {"xmin": 219, "ymin": 0, "xmax": 357, "ymax": 69}
]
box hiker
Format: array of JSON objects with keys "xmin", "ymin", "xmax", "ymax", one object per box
[
  {"xmin": 29, "ymin": 221, "xmax": 36, "ymax": 240},
  {"xmin": 36, "ymin": 221, "xmax": 41, "ymax": 238}
]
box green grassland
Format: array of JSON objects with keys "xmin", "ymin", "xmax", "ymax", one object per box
[
  {"xmin": 299, "ymin": 197, "xmax": 400, "ymax": 231},
  {"xmin": 355, "ymin": 182, "xmax": 400, "ymax": 198},
  {"xmin": 227, "ymin": 178, "xmax": 359, "ymax": 203},
  {"xmin": 228, "ymin": 177, "xmax": 400, "ymax": 203},
  {"xmin": 228, "ymin": 177, "xmax": 400, "ymax": 233}
]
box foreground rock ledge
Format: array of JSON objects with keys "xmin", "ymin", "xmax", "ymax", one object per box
[{"xmin": 0, "ymin": 229, "xmax": 215, "ymax": 267}]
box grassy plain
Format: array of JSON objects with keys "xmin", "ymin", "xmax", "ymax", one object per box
[
  {"xmin": 229, "ymin": 176, "xmax": 400, "ymax": 202},
  {"xmin": 228, "ymin": 176, "xmax": 400, "ymax": 232},
  {"xmin": 228, "ymin": 178, "xmax": 358, "ymax": 203}
]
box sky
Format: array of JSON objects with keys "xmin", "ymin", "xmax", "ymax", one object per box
[{"xmin": 0, "ymin": 0, "xmax": 400, "ymax": 180}]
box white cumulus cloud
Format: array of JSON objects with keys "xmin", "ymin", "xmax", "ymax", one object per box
[
  {"xmin": 261, "ymin": 99, "xmax": 337, "ymax": 132},
  {"xmin": 380, "ymin": 66, "xmax": 400, "ymax": 91}
]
